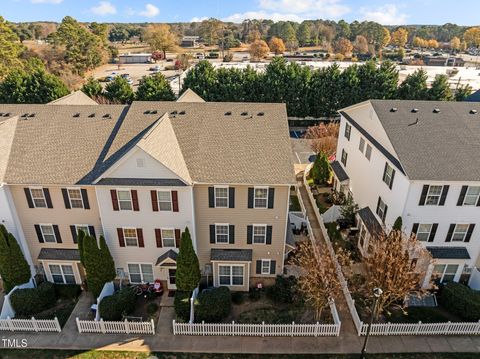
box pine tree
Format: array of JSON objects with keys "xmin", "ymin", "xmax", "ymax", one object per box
[
  {"xmin": 311, "ymin": 152, "xmax": 330, "ymax": 185},
  {"xmin": 397, "ymin": 69, "xmax": 428, "ymax": 100},
  {"xmin": 0, "ymin": 225, "xmax": 31, "ymax": 292},
  {"xmin": 81, "ymin": 77, "xmax": 103, "ymax": 98},
  {"xmin": 428, "ymin": 74, "xmax": 453, "ymax": 101},
  {"xmin": 104, "ymin": 76, "xmax": 134, "ymax": 104},
  {"xmin": 136, "ymin": 73, "xmax": 175, "ymax": 101},
  {"xmin": 176, "ymin": 227, "xmax": 200, "ymax": 292},
  {"xmin": 82, "ymin": 235, "xmax": 116, "ymax": 297},
  {"xmin": 77, "ymin": 229, "xmax": 86, "ymax": 266},
  {"xmin": 392, "ymin": 216, "xmax": 403, "ymax": 232}
]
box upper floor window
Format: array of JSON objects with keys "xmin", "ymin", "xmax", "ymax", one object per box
[
  {"xmin": 215, "ymin": 224, "xmax": 229, "ymax": 244},
  {"xmin": 123, "ymin": 228, "xmax": 138, "ymax": 247},
  {"xmin": 254, "ymin": 187, "xmax": 268, "ymax": 208},
  {"xmin": 67, "ymin": 189, "xmax": 84, "ymax": 209},
  {"xmin": 463, "ymin": 186, "xmax": 480, "ymax": 206},
  {"xmin": 359, "ymin": 137, "xmax": 365, "ymax": 153},
  {"xmin": 40, "ymin": 224, "xmax": 57, "ymax": 243},
  {"xmin": 215, "ymin": 187, "xmax": 229, "ymax": 208},
  {"xmin": 452, "ymin": 224, "xmax": 470, "ymax": 242},
  {"xmin": 382, "ymin": 163, "xmax": 396, "ymax": 189},
  {"xmin": 118, "ymin": 190, "xmax": 133, "ymax": 211},
  {"xmin": 253, "ymin": 225, "xmax": 267, "ymax": 244},
  {"xmin": 419, "ymin": 184, "xmax": 449, "ymax": 206},
  {"xmin": 157, "ymin": 191, "xmax": 172, "ymax": 211},
  {"xmin": 341, "ymin": 149, "xmax": 348, "ymax": 167},
  {"xmin": 344, "ymin": 123, "xmax": 351, "ymax": 140},
  {"xmin": 161, "ymin": 229, "xmax": 176, "ymax": 247},
  {"xmin": 365, "ymin": 144, "xmax": 372, "ymax": 160},
  {"xmin": 75, "ymin": 225, "xmax": 90, "ymax": 236},
  {"xmin": 376, "ymin": 197, "xmax": 388, "ymax": 223},
  {"xmin": 415, "ymin": 224, "xmax": 433, "ymax": 241},
  {"xmin": 30, "ymin": 188, "xmax": 47, "ymax": 208}
]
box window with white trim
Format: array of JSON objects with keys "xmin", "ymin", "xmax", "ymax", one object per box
[
  {"xmin": 254, "ymin": 187, "xmax": 268, "ymax": 208},
  {"xmin": 253, "ymin": 225, "xmax": 267, "ymax": 244},
  {"xmin": 344, "ymin": 123, "xmax": 351, "ymax": 140},
  {"xmin": 215, "ymin": 224, "xmax": 229, "ymax": 244},
  {"xmin": 49, "ymin": 264, "xmax": 75, "ymax": 284},
  {"xmin": 118, "ymin": 190, "xmax": 133, "ymax": 211},
  {"xmin": 75, "ymin": 225, "xmax": 89, "ymax": 236},
  {"xmin": 67, "ymin": 188, "xmax": 84, "ymax": 209},
  {"xmin": 452, "ymin": 224, "xmax": 469, "ymax": 242},
  {"xmin": 30, "ymin": 188, "xmax": 47, "ymax": 208},
  {"xmin": 464, "ymin": 186, "xmax": 480, "ymax": 206},
  {"xmin": 40, "ymin": 225, "xmax": 56, "ymax": 243},
  {"xmin": 341, "ymin": 149, "xmax": 348, "ymax": 166},
  {"xmin": 416, "ymin": 224, "xmax": 433, "ymax": 242},
  {"xmin": 425, "ymin": 185, "xmax": 443, "ymax": 205},
  {"xmin": 365, "ymin": 144, "xmax": 372, "ymax": 160},
  {"xmin": 128, "ymin": 263, "xmax": 153, "ymax": 283},
  {"xmin": 433, "ymin": 264, "xmax": 459, "ymax": 283},
  {"xmin": 382, "ymin": 163, "xmax": 395, "ymax": 188},
  {"xmin": 214, "ymin": 187, "xmax": 228, "ymax": 208},
  {"xmin": 376, "ymin": 197, "xmax": 387, "ymax": 223},
  {"xmin": 359, "ymin": 137, "xmax": 365, "ymax": 153},
  {"xmin": 161, "ymin": 229, "xmax": 175, "ymax": 247},
  {"xmin": 157, "ymin": 191, "xmax": 172, "ymax": 211},
  {"xmin": 261, "ymin": 259, "xmax": 271, "ymax": 275},
  {"xmin": 123, "ymin": 228, "xmax": 138, "ymax": 247},
  {"xmin": 219, "ymin": 265, "xmax": 244, "ymax": 286}
]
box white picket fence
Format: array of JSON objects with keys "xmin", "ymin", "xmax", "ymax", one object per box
[
  {"xmin": 76, "ymin": 318, "xmax": 155, "ymax": 335},
  {"xmin": 0, "ymin": 317, "xmax": 61, "ymax": 332}
]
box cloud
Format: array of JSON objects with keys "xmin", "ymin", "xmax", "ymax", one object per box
[
  {"xmin": 223, "ymin": 0, "xmax": 350, "ymax": 22},
  {"xmin": 90, "ymin": 1, "xmax": 117, "ymax": 16},
  {"xmin": 31, "ymin": 0, "xmax": 63, "ymax": 3},
  {"xmin": 359, "ymin": 4, "xmax": 408, "ymax": 25},
  {"xmin": 138, "ymin": 3, "xmax": 160, "ymax": 18},
  {"xmin": 191, "ymin": 16, "xmax": 208, "ymax": 22}
]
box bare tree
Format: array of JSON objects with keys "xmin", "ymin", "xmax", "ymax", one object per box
[{"xmin": 304, "ymin": 122, "xmax": 339, "ymax": 156}]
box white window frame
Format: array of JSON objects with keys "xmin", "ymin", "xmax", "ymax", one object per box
[
  {"xmin": 425, "ymin": 185, "xmax": 443, "ymax": 206},
  {"xmin": 218, "ymin": 264, "xmax": 244, "ymax": 286},
  {"xmin": 117, "ymin": 189, "xmax": 133, "ymax": 211},
  {"xmin": 75, "ymin": 224, "xmax": 90, "ymax": 236},
  {"xmin": 341, "ymin": 149, "xmax": 347, "ymax": 166},
  {"xmin": 383, "ymin": 163, "xmax": 394, "ymax": 188},
  {"xmin": 359, "ymin": 137, "xmax": 365, "ymax": 153},
  {"xmin": 127, "ymin": 263, "xmax": 154, "ymax": 284},
  {"xmin": 416, "ymin": 223, "xmax": 433, "ymax": 242},
  {"xmin": 452, "ymin": 224, "xmax": 470, "ymax": 242},
  {"xmin": 365, "ymin": 144, "xmax": 372, "ymax": 160},
  {"xmin": 214, "ymin": 186, "xmax": 229, "ymax": 208},
  {"xmin": 123, "ymin": 227, "xmax": 138, "ymax": 247},
  {"xmin": 30, "ymin": 187, "xmax": 47, "ymax": 208},
  {"xmin": 67, "ymin": 187, "xmax": 84, "ymax": 209},
  {"xmin": 157, "ymin": 190, "xmax": 172, "ymax": 211},
  {"xmin": 344, "ymin": 123, "xmax": 351, "ymax": 140},
  {"xmin": 463, "ymin": 186, "xmax": 480, "ymax": 206},
  {"xmin": 433, "ymin": 264, "xmax": 459, "ymax": 283},
  {"xmin": 261, "ymin": 259, "xmax": 271, "ymax": 275},
  {"xmin": 376, "ymin": 197, "xmax": 387, "ymax": 222},
  {"xmin": 253, "ymin": 224, "xmax": 267, "ymax": 244},
  {"xmin": 215, "ymin": 223, "xmax": 230, "ymax": 244},
  {"xmin": 253, "ymin": 186, "xmax": 268, "ymax": 209},
  {"xmin": 161, "ymin": 228, "xmax": 176, "ymax": 248},
  {"xmin": 40, "ymin": 224, "xmax": 56, "ymax": 243},
  {"xmin": 49, "ymin": 264, "xmax": 76, "ymax": 284}
]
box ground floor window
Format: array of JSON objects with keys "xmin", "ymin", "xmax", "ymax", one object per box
[
  {"xmin": 433, "ymin": 264, "xmax": 459, "ymax": 283},
  {"xmin": 128, "ymin": 263, "xmax": 154, "ymax": 283},
  {"xmin": 218, "ymin": 265, "xmax": 244, "ymax": 286},
  {"xmin": 261, "ymin": 260, "xmax": 271, "ymax": 275},
  {"xmin": 168, "ymin": 269, "xmax": 176, "ymax": 285},
  {"xmin": 49, "ymin": 264, "xmax": 76, "ymax": 284}
]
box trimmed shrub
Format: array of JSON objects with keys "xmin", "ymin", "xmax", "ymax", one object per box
[
  {"xmin": 98, "ymin": 287, "xmax": 136, "ymax": 321},
  {"xmin": 195, "ymin": 287, "xmax": 231, "ymax": 323},
  {"xmin": 146, "ymin": 302, "xmax": 159, "ymax": 315},
  {"xmin": 231, "ymin": 291, "xmax": 245, "ymax": 305},
  {"xmin": 54, "ymin": 284, "xmax": 81, "ymax": 300},
  {"xmin": 11, "ymin": 282, "xmax": 56, "ymax": 316},
  {"xmin": 174, "ymin": 291, "xmax": 192, "ymax": 321},
  {"xmin": 248, "ymin": 287, "xmax": 261, "ymax": 301},
  {"xmin": 266, "ymin": 275, "xmax": 298, "ymax": 304},
  {"xmin": 439, "ymin": 282, "xmax": 480, "ymax": 321}
]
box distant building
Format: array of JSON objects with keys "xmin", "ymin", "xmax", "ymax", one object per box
[
  {"xmin": 181, "ymin": 36, "xmax": 200, "ymax": 48},
  {"xmin": 423, "ymin": 56, "xmax": 465, "ymax": 67},
  {"xmin": 118, "ymin": 53, "xmax": 152, "ymax": 64}
]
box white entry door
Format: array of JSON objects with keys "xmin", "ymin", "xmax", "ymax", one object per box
[{"xmin": 168, "ymin": 268, "xmax": 177, "ymax": 290}]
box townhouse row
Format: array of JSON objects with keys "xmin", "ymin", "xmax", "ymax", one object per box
[{"xmin": 0, "ymin": 90, "xmax": 295, "ymax": 292}]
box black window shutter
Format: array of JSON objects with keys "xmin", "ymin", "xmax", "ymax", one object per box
[
  {"xmin": 53, "ymin": 225, "xmax": 62, "ymax": 243},
  {"xmin": 247, "ymin": 225, "xmax": 253, "ymax": 244},
  {"xmin": 34, "ymin": 225, "xmax": 44, "ymax": 243},
  {"xmin": 268, "ymin": 188, "xmax": 275, "ymax": 209},
  {"xmin": 208, "ymin": 187, "xmax": 214, "ymax": 208},
  {"xmin": 70, "ymin": 225, "xmax": 77, "ymax": 243},
  {"xmin": 229, "ymin": 225, "xmax": 235, "ymax": 244},
  {"xmin": 229, "ymin": 187, "xmax": 235, "ymax": 208},
  {"xmin": 89, "ymin": 225, "xmax": 96, "ymax": 238},
  {"xmin": 270, "ymin": 260, "xmax": 276, "ymax": 275},
  {"xmin": 445, "ymin": 224, "xmax": 455, "ymax": 242},
  {"xmin": 457, "ymin": 186, "xmax": 468, "ymax": 206},
  {"xmin": 266, "ymin": 226, "xmax": 273, "ymax": 245},
  {"xmin": 24, "ymin": 188, "xmax": 34, "ymax": 208},
  {"xmin": 210, "ymin": 225, "xmax": 215, "ymax": 243},
  {"xmin": 256, "ymin": 260, "xmax": 261, "ymax": 275},
  {"xmin": 43, "ymin": 188, "xmax": 53, "ymax": 208},
  {"xmin": 419, "ymin": 185, "xmax": 429, "ymax": 206},
  {"xmin": 411, "ymin": 223, "xmax": 419, "ymax": 236},
  {"xmin": 247, "ymin": 188, "xmax": 254, "ymax": 208},
  {"xmin": 81, "ymin": 189, "xmax": 90, "ymax": 209},
  {"xmin": 428, "ymin": 224, "xmax": 438, "ymax": 242},
  {"xmin": 439, "ymin": 185, "xmax": 449, "ymax": 206},
  {"xmin": 382, "ymin": 163, "xmax": 388, "ymax": 183},
  {"xmin": 376, "ymin": 197, "xmax": 381, "ymax": 214},
  {"xmin": 382, "ymin": 205, "xmax": 388, "ymax": 222},
  {"xmin": 389, "ymin": 169, "xmax": 395, "ymax": 189},
  {"xmin": 477, "ymin": 195, "xmax": 480, "ymax": 207},
  {"xmin": 465, "ymin": 224, "xmax": 475, "ymax": 242},
  {"xmin": 62, "ymin": 189, "xmax": 71, "ymax": 209}
]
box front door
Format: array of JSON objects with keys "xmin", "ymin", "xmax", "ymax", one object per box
[{"xmin": 168, "ymin": 268, "xmax": 177, "ymax": 290}]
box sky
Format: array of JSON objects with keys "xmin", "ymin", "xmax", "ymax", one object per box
[{"xmin": 1, "ymin": 0, "xmax": 480, "ymax": 26}]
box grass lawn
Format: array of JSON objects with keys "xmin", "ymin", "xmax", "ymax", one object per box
[
  {"xmin": 0, "ymin": 350, "xmax": 479, "ymax": 359},
  {"xmin": 289, "ymin": 194, "xmax": 301, "ymax": 211}
]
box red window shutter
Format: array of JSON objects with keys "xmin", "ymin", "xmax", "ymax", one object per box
[
  {"xmin": 155, "ymin": 229, "xmax": 162, "ymax": 247},
  {"xmin": 137, "ymin": 228, "xmax": 144, "ymax": 247},
  {"xmin": 131, "ymin": 190, "xmax": 139, "ymax": 211},
  {"xmin": 151, "ymin": 191, "xmax": 159, "ymax": 212},
  {"xmin": 175, "ymin": 228, "xmax": 181, "ymax": 248},
  {"xmin": 117, "ymin": 228, "xmax": 125, "ymax": 247},
  {"xmin": 110, "ymin": 190, "xmax": 119, "ymax": 211},
  {"xmin": 172, "ymin": 190, "xmax": 179, "ymax": 212}
]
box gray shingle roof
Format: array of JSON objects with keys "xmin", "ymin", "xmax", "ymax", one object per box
[
  {"xmin": 426, "ymin": 246, "xmax": 471, "ymax": 259},
  {"xmin": 211, "ymin": 248, "xmax": 253, "ymax": 262},
  {"xmin": 38, "ymin": 248, "xmax": 80, "ymax": 261},
  {"xmin": 330, "ymin": 160, "xmax": 349, "ymax": 182},
  {"xmin": 96, "ymin": 178, "xmax": 187, "ymax": 187},
  {"xmin": 156, "ymin": 249, "xmax": 178, "ymax": 266},
  {"xmin": 366, "ymin": 100, "xmax": 480, "ymax": 181},
  {"xmin": 357, "ymin": 207, "xmax": 383, "ymax": 236}
]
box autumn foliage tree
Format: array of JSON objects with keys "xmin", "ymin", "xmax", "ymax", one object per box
[
  {"xmin": 268, "ymin": 36, "xmax": 286, "ymax": 55},
  {"xmin": 144, "ymin": 24, "xmax": 178, "ymax": 59},
  {"xmin": 304, "ymin": 122, "xmax": 339, "ymax": 156},
  {"xmin": 353, "ymin": 35, "xmax": 369, "ymax": 54},
  {"xmin": 391, "ymin": 28, "xmax": 408, "ymax": 48},
  {"xmin": 249, "ymin": 40, "xmax": 270, "ymax": 61},
  {"xmin": 463, "ymin": 27, "xmax": 480, "ymax": 48},
  {"xmin": 334, "ymin": 37, "xmax": 353, "ymax": 56}
]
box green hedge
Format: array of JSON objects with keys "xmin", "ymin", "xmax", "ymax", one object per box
[
  {"xmin": 439, "ymin": 282, "xmax": 480, "ymax": 321},
  {"xmin": 98, "ymin": 287, "xmax": 136, "ymax": 321},
  {"xmin": 54, "ymin": 284, "xmax": 81, "ymax": 300},
  {"xmin": 174, "ymin": 291, "xmax": 191, "ymax": 321},
  {"xmin": 266, "ymin": 275, "xmax": 298, "ymax": 304},
  {"xmin": 11, "ymin": 282, "xmax": 57, "ymax": 316},
  {"xmin": 195, "ymin": 287, "xmax": 231, "ymax": 323}
]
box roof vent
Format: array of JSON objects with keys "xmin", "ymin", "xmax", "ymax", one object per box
[
  {"xmin": 241, "ymin": 111, "xmax": 248, "ymax": 116},
  {"xmin": 433, "ymin": 108, "xmax": 440, "ymax": 113},
  {"xmin": 21, "ymin": 113, "xmax": 28, "ymax": 118},
  {"xmin": 88, "ymin": 113, "xmax": 95, "ymax": 118},
  {"xmin": 179, "ymin": 110, "xmax": 186, "ymax": 115},
  {"xmin": 225, "ymin": 111, "xmax": 232, "ymax": 116},
  {"xmin": 390, "ymin": 107, "xmax": 398, "ymax": 112},
  {"xmin": 28, "ymin": 113, "xmax": 35, "ymax": 118},
  {"xmin": 150, "ymin": 110, "xmax": 157, "ymax": 114},
  {"xmin": 73, "ymin": 113, "xmax": 80, "ymax": 118},
  {"xmin": 0, "ymin": 113, "xmax": 3, "ymax": 116},
  {"xmin": 411, "ymin": 108, "xmax": 419, "ymax": 113},
  {"xmin": 257, "ymin": 112, "xmax": 264, "ymax": 116},
  {"xmin": 4, "ymin": 113, "xmax": 10, "ymax": 117},
  {"xmin": 170, "ymin": 110, "xmax": 178, "ymax": 115},
  {"xmin": 144, "ymin": 110, "xmax": 151, "ymax": 114},
  {"xmin": 470, "ymin": 109, "xmax": 477, "ymax": 114},
  {"xmin": 103, "ymin": 114, "xmax": 111, "ymax": 119}
]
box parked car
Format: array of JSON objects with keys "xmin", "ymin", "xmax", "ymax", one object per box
[
  {"xmin": 105, "ymin": 76, "xmax": 115, "ymax": 82},
  {"xmin": 196, "ymin": 53, "xmax": 205, "ymax": 60},
  {"xmin": 149, "ymin": 65, "xmax": 161, "ymax": 72},
  {"xmin": 120, "ymin": 74, "xmax": 130, "ymax": 79}
]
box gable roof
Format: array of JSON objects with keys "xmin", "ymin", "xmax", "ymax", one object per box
[
  {"xmin": 176, "ymin": 89, "xmax": 205, "ymax": 103},
  {"xmin": 48, "ymin": 91, "xmax": 98, "ymax": 106},
  {"xmin": 343, "ymin": 100, "xmax": 480, "ymax": 181}
]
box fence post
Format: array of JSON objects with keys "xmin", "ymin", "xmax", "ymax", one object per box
[
  {"xmin": 76, "ymin": 317, "xmax": 82, "ymax": 333},
  {"xmin": 291, "ymin": 321, "xmax": 295, "ymax": 337},
  {"xmin": 124, "ymin": 319, "xmax": 130, "ymax": 334},
  {"xmin": 314, "ymin": 322, "xmax": 319, "ymax": 337},
  {"xmin": 100, "ymin": 318, "xmax": 106, "ymax": 334},
  {"xmin": 54, "ymin": 317, "xmax": 61, "ymax": 332},
  {"xmin": 445, "ymin": 321, "xmax": 451, "ymax": 335},
  {"xmin": 151, "ymin": 319, "xmax": 155, "ymax": 335},
  {"xmin": 477, "ymin": 320, "xmax": 480, "ymax": 335},
  {"xmin": 359, "ymin": 321, "xmax": 364, "ymax": 336},
  {"xmin": 31, "ymin": 317, "xmax": 38, "ymax": 332},
  {"xmin": 232, "ymin": 321, "xmax": 235, "ymax": 336},
  {"xmin": 202, "ymin": 320, "xmax": 205, "ymax": 336},
  {"xmin": 7, "ymin": 317, "xmax": 14, "ymax": 332},
  {"xmin": 172, "ymin": 319, "xmax": 176, "ymax": 335},
  {"xmin": 262, "ymin": 321, "xmax": 265, "ymax": 337}
]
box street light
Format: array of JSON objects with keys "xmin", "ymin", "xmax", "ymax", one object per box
[{"xmin": 360, "ymin": 287, "xmax": 383, "ymax": 359}]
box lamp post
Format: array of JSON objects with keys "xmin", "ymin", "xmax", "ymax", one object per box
[{"xmin": 360, "ymin": 287, "xmax": 383, "ymax": 359}]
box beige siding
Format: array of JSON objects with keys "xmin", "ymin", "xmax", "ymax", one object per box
[
  {"xmin": 10, "ymin": 185, "xmax": 102, "ymax": 268},
  {"xmin": 194, "ymin": 184, "xmax": 289, "ymax": 290}
]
